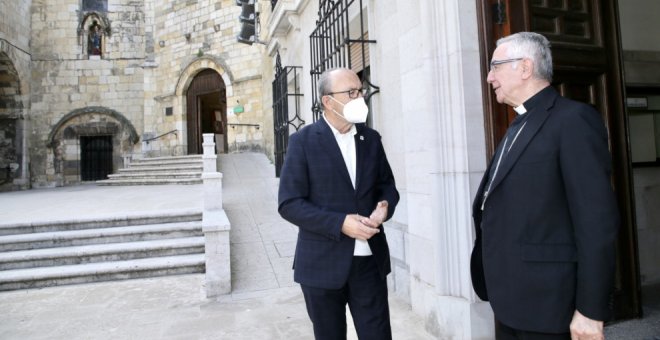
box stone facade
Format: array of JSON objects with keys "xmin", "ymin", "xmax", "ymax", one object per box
[
  {"xmin": 0, "ymin": 0, "xmax": 272, "ymax": 189},
  {"xmin": 0, "ymin": 0, "xmax": 32, "ymax": 191}
]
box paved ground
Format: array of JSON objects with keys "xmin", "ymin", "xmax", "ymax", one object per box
[
  {"xmin": 0, "ymin": 152, "xmax": 658, "ymax": 339},
  {"xmin": 0, "ymin": 153, "xmax": 433, "ymax": 340}
]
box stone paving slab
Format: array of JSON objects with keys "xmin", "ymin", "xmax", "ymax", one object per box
[
  {"xmin": 0, "ymin": 273, "xmax": 435, "ymax": 340},
  {"xmin": 0, "ymin": 152, "xmax": 658, "ymax": 339},
  {"xmin": 0, "ymin": 153, "xmax": 436, "ymax": 339}
]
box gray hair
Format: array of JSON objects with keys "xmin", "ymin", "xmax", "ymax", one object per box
[
  {"xmin": 497, "ymin": 32, "xmax": 553, "ymax": 82},
  {"xmin": 317, "ymin": 67, "xmax": 348, "ymax": 102}
]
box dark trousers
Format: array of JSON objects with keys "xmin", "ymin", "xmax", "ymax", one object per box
[
  {"xmin": 496, "ymin": 320, "xmax": 571, "ymax": 340},
  {"xmin": 300, "ymin": 256, "xmax": 391, "ymax": 340}
]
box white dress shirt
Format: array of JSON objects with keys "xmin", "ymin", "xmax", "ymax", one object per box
[{"xmin": 323, "ymin": 115, "xmax": 372, "ymax": 256}]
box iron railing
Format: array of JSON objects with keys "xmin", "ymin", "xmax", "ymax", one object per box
[
  {"xmin": 272, "ymin": 52, "xmax": 304, "ymax": 177},
  {"xmin": 309, "ymin": 0, "xmax": 377, "ymax": 121},
  {"xmin": 144, "ymin": 129, "xmax": 177, "ymax": 144}
]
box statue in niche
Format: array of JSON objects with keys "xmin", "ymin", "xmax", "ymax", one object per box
[{"xmin": 88, "ymin": 21, "xmax": 102, "ymax": 56}]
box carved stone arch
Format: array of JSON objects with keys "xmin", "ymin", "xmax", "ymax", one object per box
[
  {"xmin": 0, "ymin": 45, "xmax": 27, "ymax": 189},
  {"xmin": 175, "ymin": 56, "xmax": 234, "ymax": 97},
  {"xmin": 0, "ymin": 47, "xmax": 24, "ymax": 117},
  {"xmin": 47, "ymin": 107, "xmax": 139, "ymax": 184},
  {"xmin": 48, "ymin": 106, "xmax": 139, "ymax": 147},
  {"xmin": 77, "ymin": 12, "xmax": 111, "ymax": 36},
  {"xmin": 173, "ymin": 56, "xmax": 234, "ymax": 155}
]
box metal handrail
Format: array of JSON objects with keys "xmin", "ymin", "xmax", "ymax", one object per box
[
  {"xmin": 144, "ymin": 129, "xmax": 178, "ymax": 144},
  {"xmin": 228, "ymin": 123, "xmax": 260, "ymax": 130}
]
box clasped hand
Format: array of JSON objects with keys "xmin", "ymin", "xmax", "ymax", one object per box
[{"xmin": 341, "ymin": 201, "xmax": 389, "ymax": 240}]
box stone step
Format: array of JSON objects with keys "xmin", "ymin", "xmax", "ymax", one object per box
[
  {"xmin": 0, "ymin": 237, "xmax": 205, "ymax": 270},
  {"xmin": 99, "ymin": 155, "xmax": 205, "ymax": 186},
  {"xmin": 118, "ymin": 165, "xmax": 202, "ymax": 174},
  {"xmin": 108, "ymin": 172, "xmax": 201, "ymax": 180},
  {"xmin": 96, "ymin": 178, "xmax": 203, "ymax": 186},
  {"xmin": 0, "ymin": 210, "xmax": 202, "ymax": 236},
  {"xmin": 128, "ymin": 159, "xmax": 204, "ymax": 168},
  {"xmin": 0, "ymin": 221, "xmax": 202, "ymax": 252},
  {"xmin": 0, "ymin": 254, "xmax": 205, "ymax": 291},
  {"xmin": 131, "ymin": 155, "xmax": 202, "ymax": 163}
]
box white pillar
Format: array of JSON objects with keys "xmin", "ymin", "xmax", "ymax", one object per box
[
  {"xmin": 423, "ymin": 1, "xmax": 493, "ymax": 338},
  {"xmin": 202, "ymin": 133, "xmax": 217, "ymax": 172},
  {"xmin": 201, "ymin": 133, "xmax": 231, "ymax": 298}
]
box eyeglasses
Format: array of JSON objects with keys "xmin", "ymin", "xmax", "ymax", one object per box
[
  {"xmin": 326, "ymin": 88, "xmax": 367, "ymax": 99},
  {"xmin": 489, "ymin": 58, "xmax": 523, "ymax": 71}
]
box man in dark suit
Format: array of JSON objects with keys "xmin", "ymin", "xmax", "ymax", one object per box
[
  {"xmin": 278, "ymin": 68, "xmax": 399, "ymax": 340},
  {"xmin": 471, "ymin": 32, "xmax": 619, "ymax": 340}
]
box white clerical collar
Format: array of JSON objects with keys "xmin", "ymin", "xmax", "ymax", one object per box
[{"xmin": 513, "ymin": 104, "xmax": 527, "ymax": 115}]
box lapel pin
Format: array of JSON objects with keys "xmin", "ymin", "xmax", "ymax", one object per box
[{"xmin": 359, "ymin": 135, "xmax": 364, "ymax": 141}]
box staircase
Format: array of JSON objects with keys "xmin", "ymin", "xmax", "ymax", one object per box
[
  {"xmin": 96, "ymin": 155, "xmax": 203, "ymax": 185},
  {"xmin": 0, "ymin": 210, "xmax": 205, "ymax": 291}
]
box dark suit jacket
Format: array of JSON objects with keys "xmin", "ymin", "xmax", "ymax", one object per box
[
  {"xmin": 471, "ymin": 86, "xmax": 619, "ymax": 333},
  {"xmin": 278, "ymin": 118, "xmax": 399, "ymax": 289}
]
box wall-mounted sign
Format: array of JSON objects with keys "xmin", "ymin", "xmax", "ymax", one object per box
[{"xmin": 626, "ymin": 97, "xmax": 648, "ymax": 108}]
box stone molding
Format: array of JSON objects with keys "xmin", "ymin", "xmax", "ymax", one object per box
[
  {"xmin": 174, "ymin": 57, "xmax": 234, "ymax": 97},
  {"xmin": 47, "ymin": 106, "xmax": 139, "ymax": 148}
]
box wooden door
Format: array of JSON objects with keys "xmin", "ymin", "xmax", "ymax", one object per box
[
  {"xmin": 477, "ymin": 0, "xmax": 641, "ymax": 320},
  {"xmin": 186, "ymin": 69, "xmax": 226, "ymax": 154}
]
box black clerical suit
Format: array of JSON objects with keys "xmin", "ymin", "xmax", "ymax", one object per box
[{"xmin": 471, "ymin": 86, "xmax": 619, "ymax": 334}]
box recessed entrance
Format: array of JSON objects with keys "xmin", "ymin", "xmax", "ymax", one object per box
[
  {"xmin": 80, "ymin": 135, "xmax": 113, "ymax": 181},
  {"xmin": 186, "ymin": 69, "xmax": 227, "ymax": 154}
]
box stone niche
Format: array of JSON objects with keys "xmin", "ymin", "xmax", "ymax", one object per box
[{"xmin": 48, "ymin": 107, "xmax": 139, "ymax": 185}]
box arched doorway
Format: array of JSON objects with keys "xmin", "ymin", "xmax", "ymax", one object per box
[
  {"xmin": 48, "ymin": 107, "xmax": 139, "ymax": 185},
  {"xmin": 186, "ymin": 69, "xmax": 227, "ymax": 154},
  {"xmin": 0, "ymin": 51, "xmax": 25, "ymax": 191}
]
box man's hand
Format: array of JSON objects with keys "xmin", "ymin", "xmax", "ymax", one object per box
[
  {"xmin": 570, "ymin": 310, "xmax": 604, "ymax": 340},
  {"xmin": 341, "ymin": 214, "xmax": 380, "ymax": 240},
  {"xmin": 361, "ymin": 201, "xmax": 389, "ymax": 228}
]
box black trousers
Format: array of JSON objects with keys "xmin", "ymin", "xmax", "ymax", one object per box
[
  {"xmin": 300, "ymin": 256, "xmax": 391, "ymax": 340},
  {"xmin": 496, "ymin": 320, "xmax": 571, "ymax": 340}
]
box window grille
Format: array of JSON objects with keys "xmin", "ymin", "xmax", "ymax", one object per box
[
  {"xmin": 272, "ymin": 53, "xmax": 305, "ymax": 177},
  {"xmin": 309, "ymin": 0, "xmax": 378, "ymax": 121}
]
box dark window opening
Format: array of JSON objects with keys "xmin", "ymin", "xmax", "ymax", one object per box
[{"xmin": 82, "ymin": 0, "xmax": 107, "ymax": 12}]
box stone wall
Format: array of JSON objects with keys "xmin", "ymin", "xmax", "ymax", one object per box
[
  {"xmin": 147, "ymin": 0, "xmax": 270, "ymax": 157},
  {"xmin": 0, "ymin": 0, "xmax": 32, "ymax": 191},
  {"xmin": 29, "ymin": 0, "xmax": 145, "ymax": 186},
  {"xmin": 23, "ymin": 0, "xmax": 270, "ymax": 187}
]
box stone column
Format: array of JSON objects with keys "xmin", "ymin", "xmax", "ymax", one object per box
[
  {"xmin": 201, "ymin": 133, "xmax": 231, "ymax": 298},
  {"xmin": 372, "ymin": 0, "xmax": 494, "ymax": 338}
]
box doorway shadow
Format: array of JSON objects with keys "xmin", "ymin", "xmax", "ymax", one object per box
[{"xmin": 605, "ymin": 283, "xmax": 660, "ymax": 338}]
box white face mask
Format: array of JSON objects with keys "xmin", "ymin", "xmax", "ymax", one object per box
[{"xmin": 328, "ymin": 96, "xmax": 369, "ymax": 123}]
